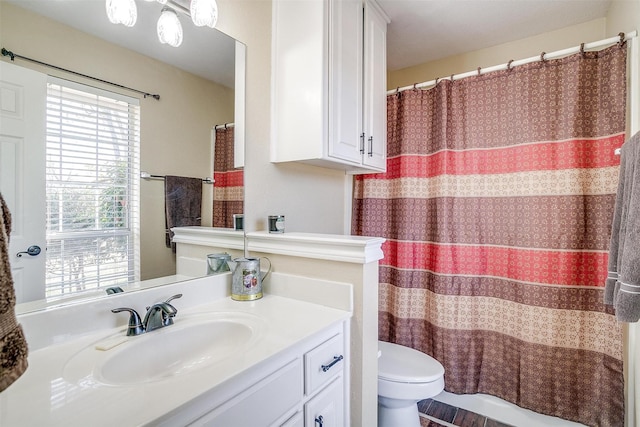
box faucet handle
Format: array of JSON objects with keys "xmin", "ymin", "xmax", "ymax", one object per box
[
  {"xmin": 165, "ymin": 294, "xmax": 183, "ymax": 304},
  {"xmin": 145, "ymin": 294, "xmax": 182, "ymax": 311},
  {"xmin": 111, "ymin": 307, "xmax": 145, "ymax": 336},
  {"xmin": 161, "ymin": 294, "xmax": 182, "ymax": 323}
]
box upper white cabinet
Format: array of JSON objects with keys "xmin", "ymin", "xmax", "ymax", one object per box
[{"xmin": 271, "ymin": 0, "xmax": 390, "ymax": 173}]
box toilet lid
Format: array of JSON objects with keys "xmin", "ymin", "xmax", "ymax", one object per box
[{"xmin": 378, "ymin": 341, "xmax": 445, "ymax": 383}]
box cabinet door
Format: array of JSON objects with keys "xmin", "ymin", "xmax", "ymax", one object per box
[
  {"xmin": 305, "ymin": 376, "xmax": 345, "ymax": 427},
  {"xmin": 271, "ymin": 0, "xmax": 327, "ymax": 163},
  {"xmin": 362, "ymin": 0, "xmax": 387, "ymax": 171},
  {"xmin": 327, "ymin": 0, "xmax": 363, "ymax": 165},
  {"xmin": 280, "ymin": 411, "xmax": 304, "ymax": 427}
]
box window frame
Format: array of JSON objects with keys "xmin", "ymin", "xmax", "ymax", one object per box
[{"xmin": 44, "ymin": 77, "xmax": 140, "ymax": 298}]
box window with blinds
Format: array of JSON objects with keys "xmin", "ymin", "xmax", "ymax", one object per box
[{"xmin": 45, "ymin": 78, "xmax": 140, "ymax": 298}]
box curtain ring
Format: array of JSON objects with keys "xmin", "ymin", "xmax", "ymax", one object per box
[
  {"xmin": 507, "ymin": 59, "xmax": 514, "ymax": 71},
  {"xmin": 580, "ymin": 43, "xmax": 585, "ymax": 57},
  {"xmin": 618, "ymin": 32, "xmax": 626, "ymax": 47},
  {"xmin": 224, "ymin": 123, "xmax": 228, "ymax": 129},
  {"xmin": 413, "ymin": 83, "xmax": 417, "ymax": 90},
  {"xmin": 540, "ymin": 52, "xmax": 546, "ymax": 62},
  {"xmin": 435, "ymin": 77, "xmax": 440, "ymax": 85},
  {"xmin": 477, "ymin": 67, "xmax": 481, "ymax": 76},
  {"xmin": 450, "ymin": 74, "xmax": 454, "ymax": 81}
]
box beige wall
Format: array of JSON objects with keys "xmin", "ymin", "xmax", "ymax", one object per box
[
  {"xmin": 388, "ymin": 18, "xmax": 607, "ymax": 90},
  {"xmin": 606, "ymin": 0, "xmax": 640, "ymax": 135},
  {"xmin": 606, "ymin": 0, "xmax": 640, "ymax": 40},
  {"xmin": 0, "ymin": 3, "xmax": 234, "ymax": 280}
]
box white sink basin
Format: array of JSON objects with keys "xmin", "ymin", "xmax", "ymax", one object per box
[{"xmin": 63, "ymin": 312, "xmax": 264, "ymax": 386}]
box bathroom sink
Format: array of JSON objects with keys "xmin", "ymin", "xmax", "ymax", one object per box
[{"xmin": 63, "ymin": 312, "xmax": 264, "ymax": 386}]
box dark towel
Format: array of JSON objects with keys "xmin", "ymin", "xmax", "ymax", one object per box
[
  {"xmin": 165, "ymin": 176, "xmax": 203, "ymax": 253},
  {"xmin": 0, "ymin": 193, "xmax": 29, "ymax": 392},
  {"xmin": 605, "ymin": 131, "xmax": 640, "ymax": 322}
]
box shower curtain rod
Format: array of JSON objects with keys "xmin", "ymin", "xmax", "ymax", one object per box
[
  {"xmin": 1, "ymin": 47, "xmax": 161, "ymax": 100},
  {"xmin": 215, "ymin": 123, "xmax": 235, "ymax": 129},
  {"xmin": 388, "ymin": 30, "xmax": 638, "ymax": 95}
]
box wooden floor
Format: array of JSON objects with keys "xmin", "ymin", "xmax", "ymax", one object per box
[{"xmin": 418, "ymin": 398, "xmax": 514, "ymax": 427}]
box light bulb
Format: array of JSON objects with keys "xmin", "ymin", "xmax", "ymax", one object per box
[
  {"xmin": 105, "ymin": 0, "xmax": 137, "ymax": 27},
  {"xmin": 190, "ymin": 0, "xmax": 218, "ymax": 28},
  {"xmin": 157, "ymin": 8, "xmax": 183, "ymax": 47}
]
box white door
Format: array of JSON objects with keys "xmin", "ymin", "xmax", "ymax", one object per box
[{"xmin": 0, "ymin": 61, "xmax": 47, "ymax": 303}]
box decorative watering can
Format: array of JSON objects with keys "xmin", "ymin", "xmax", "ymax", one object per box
[
  {"xmin": 226, "ymin": 257, "xmax": 272, "ymax": 301},
  {"xmin": 206, "ymin": 253, "xmax": 231, "ymax": 275}
]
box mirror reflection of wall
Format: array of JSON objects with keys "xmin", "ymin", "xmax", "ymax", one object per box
[{"xmin": 0, "ymin": 1, "xmax": 244, "ymax": 304}]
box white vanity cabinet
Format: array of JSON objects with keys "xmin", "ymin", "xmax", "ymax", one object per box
[
  {"xmin": 271, "ymin": 0, "xmax": 389, "ymax": 173},
  {"xmin": 188, "ymin": 323, "xmax": 348, "ymax": 427}
]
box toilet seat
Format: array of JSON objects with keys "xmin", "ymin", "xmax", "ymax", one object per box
[{"xmin": 378, "ymin": 340, "xmax": 444, "ymax": 384}]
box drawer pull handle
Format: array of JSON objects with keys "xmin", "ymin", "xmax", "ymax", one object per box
[
  {"xmin": 315, "ymin": 415, "xmax": 324, "ymax": 427},
  {"xmin": 368, "ymin": 136, "xmax": 373, "ymax": 157},
  {"xmin": 360, "ymin": 133, "xmax": 365, "ymax": 154},
  {"xmin": 321, "ymin": 355, "xmax": 344, "ymax": 372}
]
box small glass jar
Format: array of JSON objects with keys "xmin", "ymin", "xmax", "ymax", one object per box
[{"xmin": 268, "ymin": 215, "xmax": 285, "ymax": 233}]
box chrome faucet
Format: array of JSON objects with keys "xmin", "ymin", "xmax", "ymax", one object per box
[{"xmin": 111, "ymin": 294, "xmax": 183, "ymax": 336}]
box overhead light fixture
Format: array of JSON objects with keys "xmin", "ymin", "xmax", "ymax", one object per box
[
  {"xmin": 157, "ymin": 7, "xmax": 183, "ymax": 47},
  {"xmin": 106, "ymin": 0, "xmax": 137, "ymax": 27},
  {"xmin": 190, "ymin": 0, "xmax": 218, "ymax": 28},
  {"xmin": 106, "ymin": 0, "xmax": 217, "ymax": 47}
]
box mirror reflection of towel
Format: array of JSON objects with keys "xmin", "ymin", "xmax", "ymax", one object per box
[
  {"xmin": 0, "ymin": 193, "xmax": 29, "ymax": 392},
  {"xmin": 164, "ymin": 176, "xmax": 203, "ymax": 253}
]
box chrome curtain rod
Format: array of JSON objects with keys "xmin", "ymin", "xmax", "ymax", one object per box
[
  {"xmin": 140, "ymin": 172, "xmax": 214, "ymax": 184},
  {"xmin": 1, "ymin": 47, "xmax": 161, "ymax": 100},
  {"xmin": 388, "ymin": 30, "xmax": 638, "ymax": 95},
  {"xmin": 215, "ymin": 122, "xmax": 235, "ymax": 130}
]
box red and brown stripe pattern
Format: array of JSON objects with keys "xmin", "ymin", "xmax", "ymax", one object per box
[
  {"xmin": 353, "ymin": 44, "xmax": 627, "ymax": 426},
  {"xmin": 213, "ymin": 126, "xmax": 243, "ymax": 228}
]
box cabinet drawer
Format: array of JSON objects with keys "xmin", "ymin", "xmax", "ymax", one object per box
[
  {"xmin": 305, "ymin": 333, "xmax": 344, "ymax": 395},
  {"xmin": 193, "ymin": 358, "xmax": 303, "ymax": 426}
]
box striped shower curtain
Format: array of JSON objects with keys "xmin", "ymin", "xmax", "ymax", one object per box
[
  {"xmin": 212, "ymin": 126, "xmax": 243, "ymax": 228},
  {"xmin": 353, "ymin": 44, "xmax": 627, "ymax": 426}
]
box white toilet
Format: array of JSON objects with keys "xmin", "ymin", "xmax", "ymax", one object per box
[{"xmin": 378, "ymin": 340, "xmax": 445, "ymax": 427}]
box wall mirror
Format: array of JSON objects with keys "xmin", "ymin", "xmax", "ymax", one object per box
[{"xmin": 1, "ymin": 0, "xmax": 245, "ymax": 313}]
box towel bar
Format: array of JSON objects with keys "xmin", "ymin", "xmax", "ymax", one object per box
[{"xmin": 140, "ymin": 171, "xmax": 214, "ymax": 184}]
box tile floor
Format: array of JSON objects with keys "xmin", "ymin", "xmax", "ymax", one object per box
[{"xmin": 418, "ymin": 398, "xmax": 514, "ymax": 427}]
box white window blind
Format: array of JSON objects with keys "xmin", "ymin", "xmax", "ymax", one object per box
[{"xmin": 45, "ymin": 78, "xmax": 140, "ymax": 298}]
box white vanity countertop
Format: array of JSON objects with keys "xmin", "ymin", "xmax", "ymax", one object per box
[{"xmin": 0, "ymin": 294, "xmax": 350, "ymax": 426}]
